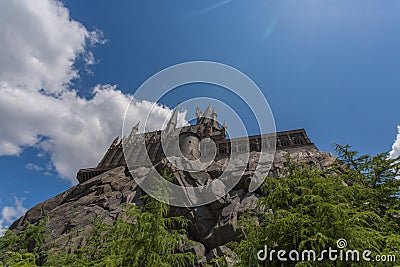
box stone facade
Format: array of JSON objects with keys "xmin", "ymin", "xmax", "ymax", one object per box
[{"xmin": 77, "ymin": 107, "xmax": 316, "ymax": 183}]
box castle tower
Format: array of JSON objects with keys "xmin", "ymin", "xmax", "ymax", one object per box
[
  {"xmin": 126, "ymin": 121, "xmax": 140, "ymax": 144},
  {"xmin": 203, "ymin": 105, "xmax": 213, "ymax": 119},
  {"xmin": 179, "ymin": 131, "xmax": 201, "ymax": 160},
  {"xmin": 211, "ymin": 109, "xmax": 219, "ymax": 129},
  {"xmin": 196, "ymin": 107, "xmax": 202, "ymax": 124}
]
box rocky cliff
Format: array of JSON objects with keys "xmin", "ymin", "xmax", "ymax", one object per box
[{"xmin": 10, "ymin": 146, "xmax": 335, "ymax": 265}]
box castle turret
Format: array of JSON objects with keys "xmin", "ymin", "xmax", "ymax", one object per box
[
  {"xmin": 196, "ymin": 107, "xmax": 202, "ymax": 124},
  {"xmin": 211, "ymin": 109, "xmax": 219, "ymax": 129},
  {"xmin": 203, "ymin": 105, "xmax": 213, "ymax": 119},
  {"xmin": 179, "ymin": 131, "xmax": 201, "ymax": 160},
  {"xmin": 127, "ymin": 121, "xmax": 140, "ymax": 144},
  {"xmin": 111, "ymin": 136, "xmax": 119, "ymax": 148}
]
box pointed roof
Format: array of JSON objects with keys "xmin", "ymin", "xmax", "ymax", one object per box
[
  {"xmin": 132, "ymin": 121, "xmax": 140, "ymax": 130},
  {"xmin": 169, "ymin": 106, "xmax": 179, "ymax": 125},
  {"xmin": 166, "ymin": 106, "xmax": 179, "ymax": 133},
  {"xmin": 196, "ymin": 107, "xmax": 202, "ymax": 119},
  {"xmin": 203, "ymin": 105, "xmax": 213, "ymax": 118},
  {"xmin": 111, "ymin": 136, "xmax": 119, "ymax": 148},
  {"xmin": 127, "ymin": 121, "xmax": 140, "ymax": 144}
]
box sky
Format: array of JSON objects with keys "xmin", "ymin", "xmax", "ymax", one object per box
[{"xmin": 1, "ymin": 0, "xmax": 400, "ymax": 233}]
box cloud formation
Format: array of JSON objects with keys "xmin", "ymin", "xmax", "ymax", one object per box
[
  {"xmin": 25, "ymin": 163, "xmax": 44, "ymax": 172},
  {"xmin": 0, "ymin": 0, "xmax": 186, "ymax": 183},
  {"xmin": 0, "ymin": 0, "xmax": 100, "ymax": 93},
  {"xmin": 1, "ymin": 84, "xmax": 186, "ymax": 182},
  {"xmin": 390, "ymin": 126, "xmax": 400, "ymax": 159},
  {"xmin": 0, "ymin": 197, "xmax": 27, "ymax": 236}
]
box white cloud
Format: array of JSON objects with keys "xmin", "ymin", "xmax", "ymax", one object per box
[
  {"xmin": 390, "ymin": 126, "xmax": 400, "ymax": 159},
  {"xmin": 0, "ymin": 197, "xmax": 27, "ymax": 236},
  {"xmin": 0, "ymin": 222, "xmax": 6, "ymax": 237},
  {"xmin": 1, "ymin": 198, "xmax": 27, "ymax": 223},
  {"xmin": 0, "ymin": 79, "xmax": 186, "ymax": 184},
  {"xmin": 25, "ymin": 163, "xmax": 43, "ymax": 172},
  {"xmin": 0, "ymin": 0, "xmax": 187, "ymax": 184},
  {"xmin": 0, "ymin": 0, "xmax": 99, "ymax": 94}
]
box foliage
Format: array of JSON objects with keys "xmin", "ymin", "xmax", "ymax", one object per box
[
  {"xmin": 235, "ymin": 145, "xmax": 400, "ymax": 266},
  {"xmin": 2, "ymin": 147, "xmax": 400, "ymax": 266},
  {"xmin": 0, "ymin": 172, "xmax": 195, "ymax": 267},
  {"xmin": 0, "ymin": 219, "xmax": 47, "ymax": 266},
  {"xmin": 44, "ymin": 197, "xmax": 195, "ymax": 266},
  {"xmin": 46, "ymin": 172, "xmax": 195, "ymax": 266}
]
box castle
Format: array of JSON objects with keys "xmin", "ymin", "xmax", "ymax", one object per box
[{"xmin": 77, "ymin": 106, "xmax": 316, "ymax": 183}]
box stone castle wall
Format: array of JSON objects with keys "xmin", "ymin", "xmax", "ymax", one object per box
[{"xmin": 77, "ymin": 128, "xmax": 316, "ymax": 183}]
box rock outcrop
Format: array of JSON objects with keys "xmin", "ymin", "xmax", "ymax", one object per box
[{"xmin": 10, "ymin": 147, "xmax": 335, "ymax": 266}]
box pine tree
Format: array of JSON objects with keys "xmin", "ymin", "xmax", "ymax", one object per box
[{"xmin": 235, "ymin": 146, "xmax": 400, "ymax": 266}]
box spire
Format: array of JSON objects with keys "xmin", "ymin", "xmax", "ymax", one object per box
[
  {"xmin": 203, "ymin": 105, "xmax": 213, "ymax": 118},
  {"xmin": 111, "ymin": 136, "xmax": 119, "ymax": 148},
  {"xmin": 196, "ymin": 107, "xmax": 202, "ymax": 121},
  {"xmin": 127, "ymin": 121, "xmax": 140, "ymax": 144},
  {"xmin": 166, "ymin": 106, "xmax": 179, "ymax": 134},
  {"xmin": 211, "ymin": 109, "xmax": 218, "ymax": 129},
  {"xmin": 131, "ymin": 121, "xmax": 140, "ymax": 134}
]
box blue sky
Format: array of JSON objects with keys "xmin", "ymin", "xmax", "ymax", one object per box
[
  {"xmin": 67, "ymin": 0, "xmax": 400, "ymax": 151},
  {"xmin": 0, "ymin": 0, "xmax": 400, "ymax": 231}
]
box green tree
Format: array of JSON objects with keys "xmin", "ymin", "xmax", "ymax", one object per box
[
  {"xmin": 235, "ymin": 146, "xmax": 400, "ymax": 266},
  {"xmin": 45, "ymin": 172, "xmax": 195, "ymax": 266},
  {"xmin": 1, "ymin": 173, "xmax": 195, "ymax": 267},
  {"xmin": 0, "ymin": 220, "xmax": 46, "ymax": 266},
  {"xmin": 45, "ymin": 197, "xmax": 195, "ymax": 267}
]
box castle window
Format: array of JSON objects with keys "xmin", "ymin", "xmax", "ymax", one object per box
[
  {"xmin": 293, "ymin": 137, "xmax": 304, "ymax": 145},
  {"xmin": 281, "ymin": 139, "xmax": 290, "ymax": 147},
  {"xmin": 231, "ymin": 143, "xmax": 237, "ymax": 153},
  {"xmin": 218, "ymin": 144, "xmax": 227, "ymax": 154}
]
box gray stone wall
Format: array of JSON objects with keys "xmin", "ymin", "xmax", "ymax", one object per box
[{"xmin": 77, "ymin": 128, "xmax": 316, "ymax": 183}]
